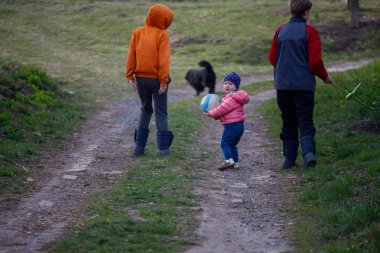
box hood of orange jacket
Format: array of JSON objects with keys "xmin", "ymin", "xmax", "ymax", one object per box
[
  {"xmin": 126, "ymin": 4, "xmax": 173, "ymax": 89},
  {"xmin": 146, "ymin": 4, "xmax": 173, "ymax": 30}
]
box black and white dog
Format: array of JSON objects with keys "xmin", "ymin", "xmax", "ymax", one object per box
[{"xmin": 185, "ymin": 60, "xmax": 216, "ymax": 96}]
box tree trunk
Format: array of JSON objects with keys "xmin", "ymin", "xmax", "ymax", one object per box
[
  {"xmin": 350, "ymin": 0, "xmax": 360, "ymax": 27},
  {"xmin": 342, "ymin": 0, "xmax": 350, "ymax": 10}
]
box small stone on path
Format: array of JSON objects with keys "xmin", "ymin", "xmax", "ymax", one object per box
[
  {"xmin": 67, "ymin": 167, "xmax": 87, "ymax": 172},
  {"xmin": 103, "ymin": 170, "xmax": 123, "ymax": 175},
  {"xmin": 38, "ymin": 200, "xmax": 53, "ymax": 208},
  {"xmin": 229, "ymin": 183, "xmax": 249, "ymax": 188},
  {"xmin": 231, "ymin": 198, "xmax": 244, "ymax": 204},
  {"xmin": 63, "ymin": 175, "xmax": 78, "ymax": 180}
]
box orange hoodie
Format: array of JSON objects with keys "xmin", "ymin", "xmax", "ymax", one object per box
[{"xmin": 126, "ymin": 4, "xmax": 173, "ymax": 88}]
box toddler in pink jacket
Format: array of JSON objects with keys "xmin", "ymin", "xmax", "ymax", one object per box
[{"xmin": 205, "ymin": 72, "xmax": 250, "ymax": 170}]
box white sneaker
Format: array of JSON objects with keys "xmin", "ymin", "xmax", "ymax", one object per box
[
  {"xmin": 233, "ymin": 162, "xmax": 240, "ymax": 169},
  {"xmin": 218, "ymin": 158, "xmax": 235, "ymax": 171}
]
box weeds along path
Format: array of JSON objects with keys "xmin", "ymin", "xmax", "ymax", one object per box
[{"xmin": 0, "ymin": 58, "xmax": 374, "ymax": 253}]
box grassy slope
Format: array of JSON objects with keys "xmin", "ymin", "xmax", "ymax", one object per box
[
  {"xmin": 0, "ymin": 0, "xmax": 379, "ymax": 97},
  {"xmin": 0, "ymin": 60, "xmax": 82, "ymax": 191},
  {"xmin": 259, "ymin": 60, "xmax": 380, "ymax": 252}
]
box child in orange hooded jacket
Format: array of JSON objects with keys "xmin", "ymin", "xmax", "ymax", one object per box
[
  {"xmin": 205, "ymin": 72, "xmax": 250, "ymax": 170},
  {"xmin": 126, "ymin": 4, "xmax": 174, "ymax": 156}
]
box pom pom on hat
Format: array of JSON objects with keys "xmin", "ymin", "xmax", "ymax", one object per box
[{"xmin": 224, "ymin": 71, "xmax": 241, "ymax": 89}]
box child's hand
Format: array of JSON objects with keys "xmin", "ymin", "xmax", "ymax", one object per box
[
  {"xmin": 323, "ymin": 75, "xmax": 333, "ymax": 84},
  {"xmin": 158, "ymin": 86, "xmax": 167, "ymax": 95},
  {"xmin": 128, "ymin": 79, "xmax": 137, "ymax": 90}
]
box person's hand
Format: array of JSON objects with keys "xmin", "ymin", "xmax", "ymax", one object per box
[
  {"xmin": 128, "ymin": 79, "xmax": 137, "ymax": 90},
  {"xmin": 323, "ymin": 75, "xmax": 333, "ymax": 84},
  {"xmin": 204, "ymin": 112, "xmax": 210, "ymax": 117},
  {"xmin": 158, "ymin": 86, "xmax": 167, "ymax": 95}
]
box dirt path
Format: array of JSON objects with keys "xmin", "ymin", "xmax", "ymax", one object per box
[
  {"xmin": 0, "ymin": 89, "xmax": 192, "ymax": 253},
  {"xmin": 0, "ymin": 58, "xmax": 375, "ymax": 253},
  {"xmin": 185, "ymin": 89, "xmax": 294, "ymax": 253},
  {"xmin": 0, "ymin": 98, "xmax": 139, "ymax": 252},
  {"xmin": 183, "ymin": 58, "xmax": 377, "ymax": 253}
]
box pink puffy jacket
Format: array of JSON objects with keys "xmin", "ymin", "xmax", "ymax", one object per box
[{"xmin": 208, "ymin": 90, "xmax": 250, "ymax": 125}]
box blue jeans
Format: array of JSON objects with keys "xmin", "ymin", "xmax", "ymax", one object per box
[
  {"xmin": 221, "ymin": 122, "xmax": 244, "ymax": 162},
  {"xmin": 136, "ymin": 77, "xmax": 168, "ymax": 131}
]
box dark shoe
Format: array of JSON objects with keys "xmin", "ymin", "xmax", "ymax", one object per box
[
  {"xmin": 303, "ymin": 152, "xmax": 316, "ymax": 167},
  {"xmin": 158, "ymin": 149, "xmax": 170, "ymax": 156},
  {"xmin": 282, "ymin": 140, "xmax": 298, "ymax": 169},
  {"xmin": 157, "ymin": 131, "xmax": 174, "ymax": 156},
  {"xmin": 133, "ymin": 145, "xmax": 145, "ymax": 157},
  {"xmin": 282, "ymin": 159, "xmax": 296, "ymax": 169},
  {"xmin": 218, "ymin": 158, "xmax": 235, "ymax": 171},
  {"xmin": 300, "ymin": 135, "xmax": 315, "ymax": 156},
  {"xmin": 300, "ymin": 135, "xmax": 316, "ymax": 168},
  {"xmin": 134, "ymin": 127, "xmax": 149, "ymax": 156}
]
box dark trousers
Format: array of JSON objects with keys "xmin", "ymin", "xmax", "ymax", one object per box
[
  {"xmin": 276, "ymin": 90, "xmax": 316, "ymax": 141},
  {"xmin": 136, "ymin": 77, "xmax": 168, "ymax": 131},
  {"xmin": 221, "ymin": 122, "xmax": 244, "ymax": 162}
]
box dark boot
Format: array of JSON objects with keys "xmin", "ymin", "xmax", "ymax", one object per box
[
  {"xmin": 282, "ymin": 140, "xmax": 299, "ymax": 169},
  {"xmin": 300, "ymin": 135, "xmax": 316, "ymax": 167},
  {"xmin": 133, "ymin": 127, "xmax": 149, "ymax": 156},
  {"xmin": 157, "ymin": 131, "xmax": 174, "ymax": 156}
]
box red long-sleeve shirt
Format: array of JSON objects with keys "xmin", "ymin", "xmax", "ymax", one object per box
[{"xmin": 268, "ymin": 17, "xmax": 328, "ymax": 91}]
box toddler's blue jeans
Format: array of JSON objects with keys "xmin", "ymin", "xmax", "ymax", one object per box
[{"xmin": 221, "ymin": 122, "xmax": 244, "ymax": 162}]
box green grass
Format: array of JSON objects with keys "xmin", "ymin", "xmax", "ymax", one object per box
[
  {"xmin": 0, "ymin": 60, "xmax": 83, "ymax": 191},
  {"xmin": 48, "ymin": 165, "xmax": 197, "ymax": 252},
  {"xmin": 259, "ymin": 60, "xmax": 380, "ymax": 252},
  {"xmin": 243, "ymin": 80, "xmax": 273, "ymax": 94},
  {"xmin": 47, "ymin": 97, "xmax": 207, "ymax": 253},
  {"xmin": 0, "ymin": 0, "xmax": 379, "ymax": 100},
  {"xmin": 1, "ymin": 0, "xmax": 380, "ymax": 251}
]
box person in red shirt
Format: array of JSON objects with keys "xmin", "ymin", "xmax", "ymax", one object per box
[
  {"xmin": 268, "ymin": 0, "xmax": 332, "ymax": 169},
  {"xmin": 126, "ymin": 4, "xmax": 174, "ymax": 156}
]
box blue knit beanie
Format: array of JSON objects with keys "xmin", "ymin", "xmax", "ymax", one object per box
[{"xmin": 224, "ymin": 72, "xmax": 241, "ymax": 89}]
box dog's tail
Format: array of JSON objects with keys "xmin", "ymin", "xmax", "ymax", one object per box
[{"xmin": 198, "ymin": 60, "xmax": 214, "ymax": 72}]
